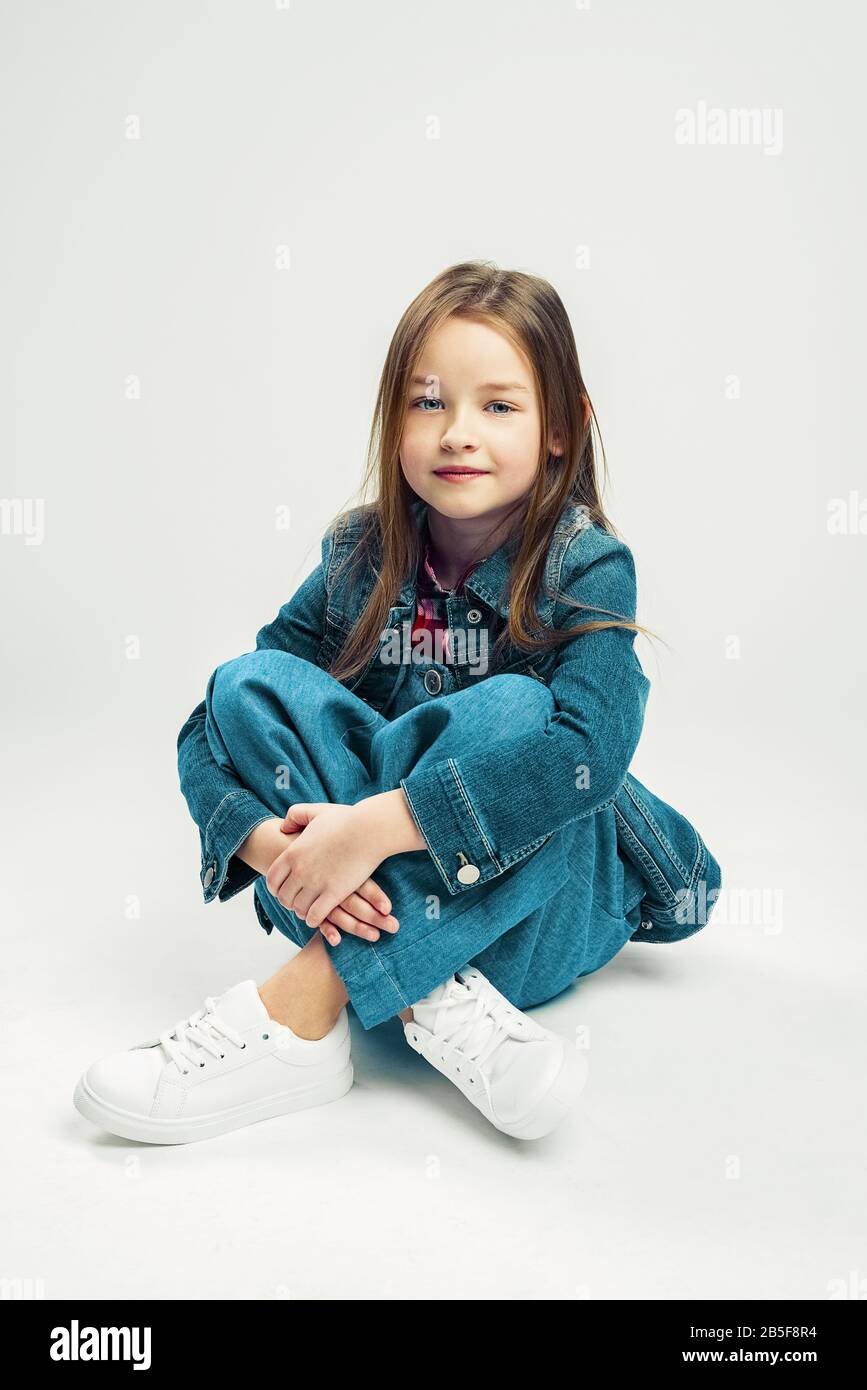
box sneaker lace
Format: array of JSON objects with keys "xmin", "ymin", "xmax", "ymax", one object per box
[
  {"xmin": 433, "ymin": 978, "xmax": 526, "ymax": 1072},
  {"xmin": 158, "ymin": 997, "xmax": 247, "ymax": 1075}
]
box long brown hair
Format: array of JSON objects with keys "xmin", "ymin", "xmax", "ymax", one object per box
[{"xmin": 323, "ymin": 259, "xmax": 659, "ymax": 684}]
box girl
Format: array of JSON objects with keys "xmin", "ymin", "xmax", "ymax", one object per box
[{"xmin": 73, "ymin": 261, "xmax": 722, "ymax": 1145}]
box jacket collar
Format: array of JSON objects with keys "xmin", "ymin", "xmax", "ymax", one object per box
[
  {"xmin": 397, "ymin": 495, "xmax": 513, "ymax": 616},
  {"xmin": 397, "ymin": 492, "xmax": 586, "ymax": 622}
]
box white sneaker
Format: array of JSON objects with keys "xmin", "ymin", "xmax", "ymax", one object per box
[
  {"xmin": 73, "ymin": 979, "xmax": 353, "ymax": 1145},
  {"xmin": 403, "ymin": 966, "xmax": 587, "ymax": 1140}
]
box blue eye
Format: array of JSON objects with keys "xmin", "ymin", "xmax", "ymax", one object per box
[{"xmin": 409, "ymin": 398, "xmax": 515, "ymax": 415}]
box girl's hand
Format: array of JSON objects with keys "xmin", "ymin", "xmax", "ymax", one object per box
[
  {"xmin": 282, "ymin": 822, "xmax": 400, "ymax": 946},
  {"xmin": 318, "ymin": 879, "xmax": 400, "ymax": 947},
  {"xmin": 266, "ymin": 802, "xmax": 398, "ymax": 942},
  {"xmin": 244, "ymin": 819, "xmax": 397, "ymax": 946}
]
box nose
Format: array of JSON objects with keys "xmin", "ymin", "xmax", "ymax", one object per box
[{"xmin": 439, "ymin": 417, "xmax": 480, "ymax": 452}]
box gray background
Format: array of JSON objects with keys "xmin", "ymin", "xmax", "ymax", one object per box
[{"xmin": 2, "ymin": 0, "xmax": 865, "ymax": 1301}]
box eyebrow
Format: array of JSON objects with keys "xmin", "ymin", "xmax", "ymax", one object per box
[{"xmin": 410, "ymin": 376, "xmax": 530, "ymax": 393}]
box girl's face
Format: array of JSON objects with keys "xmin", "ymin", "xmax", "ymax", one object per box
[{"xmin": 399, "ymin": 316, "xmax": 559, "ymax": 529}]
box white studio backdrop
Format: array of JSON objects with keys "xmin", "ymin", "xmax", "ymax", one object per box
[{"xmin": 1, "ymin": 0, "xmax": 865, "ymax": 1301}]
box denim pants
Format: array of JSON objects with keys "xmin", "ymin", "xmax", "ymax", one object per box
[{"xmin": 204, "ymin": 650, "xmax": 647, "ymax": 1031}]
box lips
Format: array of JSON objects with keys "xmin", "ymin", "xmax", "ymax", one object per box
[{"xmin": 433, "ymin": 468, "xmax": 488, "ymax": 476}]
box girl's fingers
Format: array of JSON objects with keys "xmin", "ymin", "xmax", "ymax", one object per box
[
  {"xmin": 357, "ymin": 878, "xmax": 396, "ymax": 918},
  {"xmin": 326, "ymin": 906, "xmax": 378, "ymax": 940},
  {"xmin": 321, "ymin": 904, "xmax": 391, "ymax": 942},
  {"xmin": 339, "ymin": 891, "xmax": 400, "ymax": 932}
]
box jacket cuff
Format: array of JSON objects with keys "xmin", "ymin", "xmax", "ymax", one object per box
[
  {"xmin": 200, "ymin": 791, "xmax": 276, "ymax": 904},
  {"xmin": 399, "ymin": 763, "xmax": 503, "ymax": 896},
  {"xmin": 399, "ymin": 722, "xmax": 631, "ymax": 898},
  {"xmin": 626, "ymin": 836, "xmax": 723, "ymax": 944}
]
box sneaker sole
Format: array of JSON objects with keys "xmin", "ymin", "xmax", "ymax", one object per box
[{"xmin": 73, "ymin": 1063, "xmax": 354, "ymax": 1145}]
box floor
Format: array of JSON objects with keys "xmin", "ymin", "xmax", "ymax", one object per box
[{"xmin": 3, "ymin": 716, "xmax": 864, "ymax": 1301}]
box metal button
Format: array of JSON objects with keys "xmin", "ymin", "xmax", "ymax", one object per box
[
  {"xmin": 203, "ymin": 863, "xmax": 216, "ymax": 889},
  {"xmin": 424, "ymin": 669, "xmax": 442, "ymax": 694},
  {"xmin": 640, "ymin": 919, "xmax": 653, "ymax": 929},
  {"xmin": 467, "ymin": 608, "xmax": 482, "ymax": 624},
  {"xmin": 455, "ymin": 852, "xmax": 481, "ymax": 884}
]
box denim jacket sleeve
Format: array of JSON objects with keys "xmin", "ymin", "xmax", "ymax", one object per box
[
  {"xmin": 398, "ymin": 528, "xmax": 651, "ymax": 896},
  {"xmin": 176, "ymin": 534, "xmax": 333, "ymax": 906}
]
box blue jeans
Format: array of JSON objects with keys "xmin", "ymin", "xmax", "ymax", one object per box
[{"xmin": 204, "ymin": 650, "xmax": 647, "ymax": 1031}]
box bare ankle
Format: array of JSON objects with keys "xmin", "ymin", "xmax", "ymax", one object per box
[
  {"xmin": 258, "ymin": 982, "xmax": 341, "ymax": 1041},
  {"xmin": 258, "ymin": 937, "xmax": 349, "ymax": 1040}
]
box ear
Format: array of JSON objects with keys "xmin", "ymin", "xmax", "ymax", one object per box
[{"xmin": 548, "ymin": 435, "xmax": 565, "ymax": 459}]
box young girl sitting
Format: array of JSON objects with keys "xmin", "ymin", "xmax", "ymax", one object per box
[{"xmin": 73, "ymin": 260, "xmax": 722, "ymax": 1146}]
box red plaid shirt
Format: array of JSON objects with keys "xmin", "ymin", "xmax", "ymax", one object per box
[{"xmin": 411, "ymin": 538, "xmax": 486, "ymax": 664}]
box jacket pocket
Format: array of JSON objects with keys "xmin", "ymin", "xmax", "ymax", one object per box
[
  {"xmin": 490, "ymin": 647, "xmax": 557, "ymax": 685},
  {"xmin": 318, "ymin": 610, "xmax": 412, "ymax": 714}
]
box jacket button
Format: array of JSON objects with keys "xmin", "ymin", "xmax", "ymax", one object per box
[
  {"xmin": 424, "ymin": 669, "xmax": 442, "ymax": 694},
  {"xmin": 203, "ymin": 864, "xmax": 216, "ymax": 889},
  {"xmin": 640, "ymin": 919, "xmax": 653, "ymax": 929},
  {"xmin": 467, "ymin": 609, "xmax": 482, "ymax": 624},
  {"xmin": 456, "ymin": 856, "xmax": 480, "ymax": 884}
]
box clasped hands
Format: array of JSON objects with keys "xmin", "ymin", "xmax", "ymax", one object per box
[{"xmin": 264, "ymin": 790, "xmax": 424, "ymax": 948}]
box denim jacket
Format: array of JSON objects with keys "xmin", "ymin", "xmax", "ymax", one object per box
[{"xmin": 177, "ymin": 494, "xmax": 722, "ymax": 946}]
